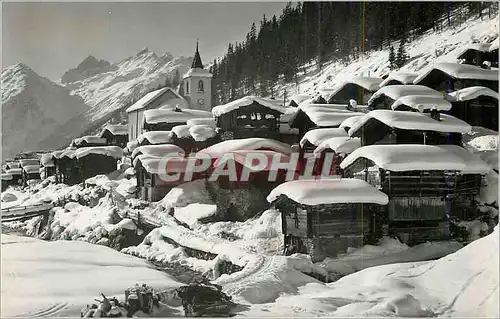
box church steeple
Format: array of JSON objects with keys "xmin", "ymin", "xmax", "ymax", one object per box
[{"xmin": 191, "ymin": 40, "xmax": 204, "ymax": 69}]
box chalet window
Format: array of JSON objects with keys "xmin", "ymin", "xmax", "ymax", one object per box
[{"xmin": 198, "ymin": 80, "xmax": 204, "ymax": 93}]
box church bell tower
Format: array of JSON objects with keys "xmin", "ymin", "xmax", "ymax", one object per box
[{"xmin": 182, "ymin": 41, "xmax": 213, "ymax": 111}]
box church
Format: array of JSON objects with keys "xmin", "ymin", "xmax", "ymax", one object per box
[{"xmin": 125, "ymin": 42, "xmax": 213, "ymax": 141}]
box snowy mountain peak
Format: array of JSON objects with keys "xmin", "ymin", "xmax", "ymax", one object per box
[
  {"xmin": 61, "ymin": 55, "xmax": 114, "ymax": 84},
  {"xmin": 137, "ymin": 47, "xmax": 152, "ymax": 56}
]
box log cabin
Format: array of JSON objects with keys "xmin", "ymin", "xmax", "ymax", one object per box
[
  {"xmin": 368, "ymin": 85, "xmax": 444, "ymax": 110},
  {"xmin": 212, "ymin": 96, "xmax": 285, "ymax": 140},
  {"xmin": 347, "ymin": 110, "xmax": 471, "ymax": 147},
  {"xmin": 75, "ymin": 146, "xmax": 123, "ymax": 181},
  {"xmin": 279, "ymin": 108, "xmax": 300, "ymax": 144},
  {"xmin": 40, "ymin": 153, "xmax": 56, "ymax": 179},
  {"xmin": 379, "ymin": 72, "xmax": 418, "ymax": 87},
  {"xmin": 267, "ymin": 178, "xmax": 389, "ymax": 262},
  {"xmin": 99, "ymin": 125, "xmax": 128, "ymax": 148},
  {"xmin": 412, "ymin": 62, "xmax": 499, "ymax": 92},
  {"xmin": 22, "ymin": 165, "xmax": 41, "ymax": 187},
  {"xmin": 340, "ymin": 144, "xmax": 491, "ymax": 244},
  {"xmin": 445, "ymin": 86, "xmax": 499, "ymax": 131},
  {"xmin": 326, "ymin": 76, "xmax": 383, "ymax": 105}
]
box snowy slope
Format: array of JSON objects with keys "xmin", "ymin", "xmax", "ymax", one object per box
[
  {"xmin": 279, "ymin": 14, "xmax": 498, "ymax": 98},
  {"xmin": 1, "ymin": 63, "xmax": 89, "ymax": 160}
]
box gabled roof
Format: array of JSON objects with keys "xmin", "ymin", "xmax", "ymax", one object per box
[
  {"xmin": 75, "ymin": 146, "xmax": 123, "ymax": 160},
  {"xmin": 379, "ymin": 72, "xmax": 418, "ymax": 87},
  {"xmin": 489, "ymin": 38, "xmax": 499, "ymax": 51},
  {"xmin": 267, "ymin": 178, "xmax": 389, "ymax": 206},
  {"xmin": 137, "ymin": 131, "xmax": 173, "ymax": 145},
  {"xmin": 126, "ymin": 87, "xmax": 184, "ymax": 113},
  {"xmin": 100, "ymin": 125, "xmax": 128, "ymax": 137},
  {"xmin": 212, "ymin": 96, "xmax": 286, "ymax": 117},
  {"xmin": 368, "ymin": 85, "xmax": 443, "ymax": 105},
  {"xmin": 413, "ymin": 62, "xmax": 499, "ymax": 84},
  {"xmin": 313, "ymin": 137, "xmax": 361, "ymax": 156},
  {"xmin": 288, "ymin": 94, "xmax": 311, "ymax": 106},
  {"xmin": 189, "ymin": 125, "xmax": 216, "ymax": 142},
  {"xmin": 23, "ymin": 165, "xmax": 41, "ymax": 174},
  {"xmin": 348, "ymin": 110, "xmax": 471, "ymax": 137},
  {"xmin": 199, "ymin": 138, "xmax": 292, "ymax": 158},
  {"xmin": 137, "ymin": 156, "xmax": 188, "ymax": 175},
  {"xmin": 326, "ymin": 76, "xmax": 384, "ymax": 100},
  {"xmin": 299, "ymin": 128, "xmax": 348, "ymax": 147},
  {"xmin": 143, "ymin": 108, "xmax": 212, "ymax": 125},
  {"xmin": 339, "ymin": 115, "xmax": 364, "ymax": 130},
  {"xmin": 6, "ymin": 168, "xmax": 22, "ymax": 175},
  {"xmin": 40, "ymin": 154, "xmax": 55, "ymax": 167},
  {"xmin": 19, "ymin": 159, "xmax": 39, "ymax": 168},
  {"xmin": 131, "ymin": 144, "xmax": 185, "ymax": 160},
  {"xmin": 446, "ymin": 86, "xmax": 499, "ymax": 102},
  {"xmin": 391, "ymin": 95, "xmax": 452, "ymax": 112}
]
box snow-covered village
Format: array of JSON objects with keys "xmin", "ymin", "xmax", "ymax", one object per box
[{"xmin": 1, "ymin": 1, "xmax": 499, "ymax": 318}]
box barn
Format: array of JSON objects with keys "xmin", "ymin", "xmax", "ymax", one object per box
[
  {"xmin": 340, "ymin": 144, "xmax": 490, "ymax": 244},
  {"xmin": 52, "ymin": 148, "xmax": 80, "ymax": 185},
  {"xmin": 379, "ymin": 72, "xmax": 418, "ymax": 87},
  {"xmin": 446, "ymin": 86, "xmax": 499, "ymax": 131},
  {"xmin": 347, "ymin": 110, "xmax": 471, "ymax": 147},
  {"xmin": 99, "ymin": 124, "xmax": 128, "ymax": 148},
  {"xmin": 326, "ymin": 76, "xmax": 383, "ymax": 105},
  {"xmin": 368, "ymin": 85, "xmax": 443, "ymax": 110},
  {"xmin": 126, "ymin": 87, "xmax": 188, "ymax": 141},
  {"xmin": 413, "ymin": 62, "xmax": 499, "ymax": 92},
  {"xmin": 212, "ymin": 96, "xmax": 285, "ymax": 140},
  {"xmin": 267, "ymin": 178, "xmax": 389, "ymax": 262}
]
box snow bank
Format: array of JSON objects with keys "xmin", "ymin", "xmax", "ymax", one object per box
[
  {"xmin": 391, "ymin": 95, "xmax": 452, "ymax": 112},
  {"xmin": 199, "ymin": 138, "xmax": 292, "ymax": 158},
  {"xmin": 414, "ymin": 62, "xmax": 499, "ymax": 83},
  {"xmin": 212, "ymin": 96, "xmax": 286, "ymax": 117},
  {"xmin": 189, "ymin": 124, "xmax": 216, "ymax": 142},
  {"xmin": 313, "ymin": 137, "xmax": 361, "ymax": 156},
  {"xmin": 1, "ymin": 234, "xmax": 181, "ymax": 317},
  {"xmin": 174, "ymin": 203, "xmax": 217, "ymax": 229},
  {"xmin": 75, "ymin": 146, "xmax": 123, "ymax": 159},
  {"xmin": 379, "ymin": 72, "xmax": 418, "ymax": 86},
  {"xmin": 446, "ymin": 85, "xmax": 499, "ymax": 102},
  {"xmin": 143, "ymin": 108, "xmax": 212, "ymax": 125},
  {"xmin": 299, "ymin": 128, "xmax": 347, "ymax": 147},
  {"xmin": 267, "ymin": 178, "xmax": 389, "ymax": 206}
]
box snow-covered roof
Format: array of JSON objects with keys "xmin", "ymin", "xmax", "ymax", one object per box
[
  {"xmin": 379, "ymin": 72, "xmax": 418, "ymax": 87},
  {"xmin": 40, "ymin": 154, "xmax": 55, "ymax": 167},
  {"xmin": 75, "ymin": 146, "xmax": 123, "ymax": 160},
  {"xmin": 126, "ymin": 141, "xmax": 139, "ymax": 153},
  {"xmin": 186, "ymin": 118, "xmax": 216, "ymax": 127},
  {"xmin": 280, "ymin": 107, "xmax": 299, "ymax": 123},
  {"xmin": 313, "ymin": 137, "xmax": 361, "ymax": 156},
  {"xmin": 213, "ymin": 150, "xmax": 291, "ymax": 171},
  {"xmin": 298, "ymin": 102, "xmax": 352, "ymax": 112},
  {"xmin": 289, "ymin": 94, "xmax": 311, "ymax": 106},
  {"xmin": 413, "ymin": 62, "xmax": 499, "ymax": 83},
  {"xmin": 438, "ymin": 145, "xmax": 490, "ymax": 174},
  {"xmin": 23, "ymin": 164, "xmax": 41, "ymax": 174},
  {"xmin": 131, "ymin": 144, "xmax": 185, "ymax": 160},
  {"xmin": 5, "ymin": 162, "xmax": 20, "ymax": 169},
  {"xmin": 455, "ymin": 43, "xmax": 492, "ymax": 59},
  {"xmin": 302, "ymin": 107, "xmax": 366, "ymax": 127},
  {"xmin": 348, "ymin": 110, "xmax": 471, "ymax": 136},
  {"xmin": 99, "ymin": 124, "xmax": 128, "ymax": 137},
  {"xmin": 326, "ymin": 76, "xmax": 384, "ymax": 100},
  {"xmin": 19, "ymin": 159, "xmax": 39, "ymax": 168},
  {"xmin": 6, "ymin": 168, "xmax": 22, "ymax": 175},
  {"xmin": 137, "ymin": 131, "xmax": 173, "ymax": 145},
  {"xmin": 199, "ymin": 138, "xmax": 292, "ymax": 158},
  {"xmin": 125, "ymin": 87, "xmax": 184, "ymax": 113},
  {"xmin": 171, "ymin": 124, "xmax": 194, "ymax": 139},
  {"xmin": 212, "ymin": 96, "xmax": 286, "ymax": 117},
  {"xmin": 138, "ymin": 156, "xmax": 188, "ymax": 175},
  {"xmin": 445, "ymin": 86, "xmax": 499, "ymax": 102},
  {"xmin": 340, "ymin": 144, "xmax": 485, "ymax": 173},
  {"xmin": 189, "ymin": 125, "xmax": 217, "ymax": 142},
  {"xmin": 143, "ymin": 108, "xmax": 212, "ymax": 125},
  {"xmin": 299, "ymin": 128, "xmax": 348, "ymax": 147},
  {"xmin": 368, "ymin": 85, "xmax": 443, "ymax": 105},
  {"xmin": 2, "ymin": 173, "xmax": 13, "ymax": 181},
  {"xmin": 58, "ymin": 148, "xmax": 77, "ymax": 159},
  {"xmin": 339, "ymin": 115, "xmax": 364, "ymax": 130},
  {"xmin": 73, "ymin": 136, "xmax": 106, "ymax": 146},
  {"xmin": 391, "ymin": 95, "xmax": 452, "ymax": 112},
  {"xmin": 267, "ymin": 178, "xmax": 389, "ymax": 206}
]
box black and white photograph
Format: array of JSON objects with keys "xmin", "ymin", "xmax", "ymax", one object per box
[{"xmin": 1, "ymin": 1, "xmax": 499, "ymax": 317}]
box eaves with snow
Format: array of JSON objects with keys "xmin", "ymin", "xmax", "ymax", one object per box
[
  {"xmin": 137, "ymin": 131, "xmax": 173, "ymax": 145},
  {"xmin": 413, "ymin": 62, "xmax": 499, "ymax": 84},
  {"xmin": 368, "ymin": 85, "xmax": 443, "ymax": 105},
  {"xmin": 391, "ymin": 95, "xmax": 452, "ymax": 112},
  {"xmin": 299, "ymin": 128, "xmax": 348, "ymax": 147},
  {"xmin": 199, "ymin": 138, "xmax": 292, "ymax": 158},
  {"xmin": 313, "ymin": 136, "xmax": 361, "ymax": 156},
  {"xmin": 99, "ymin": 124, "xmax": 128, "ymax": 137},
  {"xmin": 131, "ymin": 144, "xmax": 185, "ymax": 160},
  {"xmin": 74, "ymin": 146, "xmax": 123, "ymax": 160},
  {"xmin": 446, "ymin": 86, "xmax": 499, "ymax": 102},
  {"xmin": 379, "ymin": 72, "xmax": 418, "ymax": 87}
]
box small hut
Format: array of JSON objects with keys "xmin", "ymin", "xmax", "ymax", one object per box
[
  {"xmin": 52, "ymin": 148, "xmax": 79, "ymax": 185},
  {"xmin": 22, "ymin": 165, "xmax": 41, "ymax": 187},
  {"xmin": 340, "ymin": 144, "xmax": 490, "ymax": 243},
  {"xmin": 348, "ymin": 110, "xmax": 471, "ymax": 147},
  {"xmin": 326, "ymin": 76, "xmax": 383, "ymax": 105},
  {"xmin": 5, "ymin": 161, "xmax": 21, "ymax": 170},
  {"xmin": 99, "ymin": 125, "xmax": 128, "ymax": 148},
  {"xmin": 413, "ymin": 62, "xmax": 499, "ymax": 92},
  {"xmin": 368, "ymin": 85, "xmax": 443, "ymax": 110},
  {"xmin": 5, "ymin": 168, "xmax": 23, "ymax": 186},
  {"xmin": 446, "ymin": 86, "xmax": 499, "ymax": 131},
  {"xmin": 75, "ymin": 146, "xmax": 123, "ymax": 181},
  {"xmin": 455, "ymin": 43, "xmax": 491, "ymax": 66},
  {"xmin": 212, "ymin": 96, "xmax": 285, "ymax": 140},
  {"xmin": 207, "ymin": 150, "xmax": 295, "ymax": 222},
  {"xmin": 379, "ymin": 72, "xmax": 418, "ymax": 87},
  {"xmin": 267, "ymin": 178, "xmax": 389, "ymax": 261},
  {"xmin": 186, "ymin": 118, "xmax": 217, "ymax": 127},
  {"xmin": 40, "ymin": 153, "xmax": 56, "ymax": 179},
  {"xmin": 188, "ymin": 125, "xmax": 220, "ymax": 152},
  {"xmin": 142, "ymin": 107, "xmax": 212, "ymax": 133},
  {"xmin": 137, "ymin": 131, "xmax": 174, "ymax": 146}
]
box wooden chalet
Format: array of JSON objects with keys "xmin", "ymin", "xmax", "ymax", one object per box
[
  {"xmin": 368, "ymin": 85, "xmax": 443, "ymax": 110},
  {"xmin": 379, "ymin": 72, "xmax": 418, "ymax": 87},
  {"xmin": 40, "ymin": 153, "xmax": 56, "ymax": 179},
  {"xmin": 5, "ymin": 168, "xmax": 22, "ymax": 186},
  {"xmin": 268, "ymin": 179, "xmax": 389, "ymax": 262},
  {"xmin": 340, "ymin": 144, "xmax": 491, "ymax": 244},
  {"xmin": 137, "ymin": 131, "xmax": 173, "ymax": 146},
  {"xmin": 126, "ymin": 87, "xmax": 188, "ymax": 141},
  {"xmin": 446, "ymin": 86, "xmax": 499, "ymax": 131},
  {"xmin": 326, "ymin": 76, "xmax": 383, "ymax": 105},
  {"xmin": 52, "ymin": 149, "xmax": 79, "ymax": 185},
  {"xmin": 288, "ymin": 103, "xmax": 365, "ymax": 139},
  {"xmin": 142, "ymin": 107, "xmax": 212, "ymax": 133},
  {"xmin": 413, "ymin": 62, "xmax": 499, "ymax": 92},
  {"xmin": 22, "ymin": 165, "xmax": 41, "ymax": 187},
  {"xmin": 347, "ymin": 110, "xmax": 471, "ymax": 147},
  {"xmin": 207, "ymin": 150, "xmax": 296, "ymax": 222},
  {"xmin": 99, "ymin": 125, "xmax": 128, "ymax": 148},
  {"xmin": 72, "ymin": 136, "xmax": 107, "ymax": 148},
  {"xmin": 212, "ymin": 96, "xmax": 285, "ymax": 140},
  {"xmin": 455, "ymin": 43, "xmax": 491, "ymax": 66},
  {"xmin": 390, "ymin": 95, "xmax": 452, "ymax": 112},
  {"xmin": 75, "ymin": 146, "xmax": 123, "ymax": 181}
]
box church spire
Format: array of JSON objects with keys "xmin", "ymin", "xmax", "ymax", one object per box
[{"xmin": 191, "ymin": 39, "xmax": 204, "ymax": 69}]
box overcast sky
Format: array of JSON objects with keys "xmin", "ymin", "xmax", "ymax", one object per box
[{"xmin": 2, "ymin": 2, "xmax": 286, "ymax": 80}]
